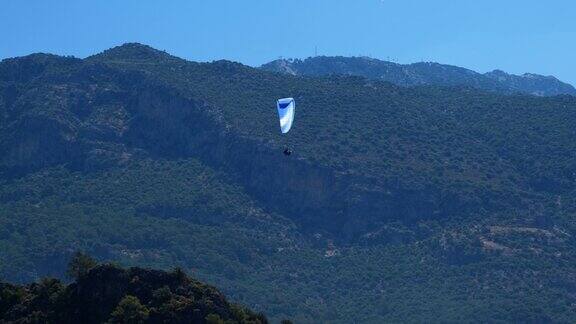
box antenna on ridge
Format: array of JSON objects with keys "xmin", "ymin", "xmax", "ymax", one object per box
[{"xmin": 315, "ymin": 46, "xmax": 318, "ymax": 57}]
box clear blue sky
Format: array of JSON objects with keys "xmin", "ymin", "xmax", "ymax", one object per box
[{"xmin": 2, "ymin": 0, "xmax": 575, "ymax": 84}]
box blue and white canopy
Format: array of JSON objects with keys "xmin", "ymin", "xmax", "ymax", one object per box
[{"xmin": 277, "ymin": 97, "xmax": 295, "ymax": 134}]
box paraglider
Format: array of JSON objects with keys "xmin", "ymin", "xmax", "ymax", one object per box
[
  {"xmin": 277, "ymin": 97, "xmax": 295, "ymax": 133},
  {"xmin": 277, "ymin": 97, "xmax": 295, "ymax": 156}
]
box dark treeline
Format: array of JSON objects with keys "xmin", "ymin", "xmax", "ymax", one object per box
[{"xmin": 0, "ymin": 252, "xmax": 270, "ymax": 324}]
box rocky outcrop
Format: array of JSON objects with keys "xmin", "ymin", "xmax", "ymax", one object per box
[
  {"xmin": 261, "ymin": 56, "xmax": 576, "ymax": 96},
  {"xmin": 484, "ymin": 69, "xmax": 576, "ymax": 96}
]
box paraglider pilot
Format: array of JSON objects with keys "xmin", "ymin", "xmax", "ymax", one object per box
[{"xmin": 277, "ymin": 97, "xmax": 295, "ymax": 157}]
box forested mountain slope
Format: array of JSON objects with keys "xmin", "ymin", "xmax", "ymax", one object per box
[{"xmin": 1, "ymin": 43, "xmax": 576, "ymax": 322}]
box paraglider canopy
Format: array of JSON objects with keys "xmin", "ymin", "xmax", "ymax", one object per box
[{"xmin": 277, "ymin": 98, "xmax": 295, "ymax": 134}]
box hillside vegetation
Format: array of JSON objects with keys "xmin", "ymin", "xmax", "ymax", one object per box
[{"xmin": 1, "ymin": 43, "xmax": 576, "ymax": 322}]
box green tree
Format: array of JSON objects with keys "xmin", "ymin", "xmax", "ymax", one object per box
[
  {"xmin": 255, "ymin": 312, "xmax": 269, "ymax": 324},
  {"xmin": 205, "ymin": 313, "xmax": 224, "ymax": 324},
  {"xmin": 109, "ymin": 295, "xmax": 150, "ymax": 324},
  {"xmin": 171, "ymin": 267, "xmax": 188, "ymax": 283},
  {"xmin": 66, "ymin": 251, "xmax": 97, "ymax": 280}
]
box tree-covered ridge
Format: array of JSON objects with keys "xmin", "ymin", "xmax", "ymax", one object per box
[
  {"xmin": 261, "ymin": 56, "xmax": 576, "ymax": 96},
  {"xmin": 0, "ymin": 255, "xmax": 268, "ymax": 324},
  {"xmin": 1, "ymin": 43, "xmax": 576, "ymax": 322},
  {"xmin": 83, "ymin": 44, "xmax": 576, "ymax": 237}
]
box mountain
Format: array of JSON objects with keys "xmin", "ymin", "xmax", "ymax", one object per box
[
  {"xmin": 0, "ymin": 260, "xmax": 268, "ymax": 323},
  {"xmin": 1, "ymin": 43, "xmax": 576, "ymax": 322},
  {"xmin": 261, "ymin": 56, "xmax": 576, "ymax": 96},
  {"xmin": 484, "ymin": 69, "xmax": 576, "ymax": 96}
]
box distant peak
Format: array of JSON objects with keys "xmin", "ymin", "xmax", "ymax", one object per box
[
  {"xmin": 261, "ymin": 55, "xmax": 575, "ymax": 96},
  {"xmin": 88, "ymin": 42, "xmax": 175, "ymax": 62},
  {"xmin": 113, "ymin": 42, "xmax": 156, "ymax": 51},
  {"xmin": 487, "ymin": 70, "xmax": 555, "ymax": 80},
  {"xmin": 487, "ymin": 69, "xmax": 508, "ymax": 76},
  {"xmin": 0, "ymin": 53, "xmax": 81, "ymax": 83},
  {"xmin": 1, "ymin": 52, "xmax": 79, "ymax": 65},
  {"xmin": 521, "ymin": 73, "xmax": 556, "ymax": 80},
  {"xmin": 487, "ymin": 70, "xmax": 557, "ymax": 81}
]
